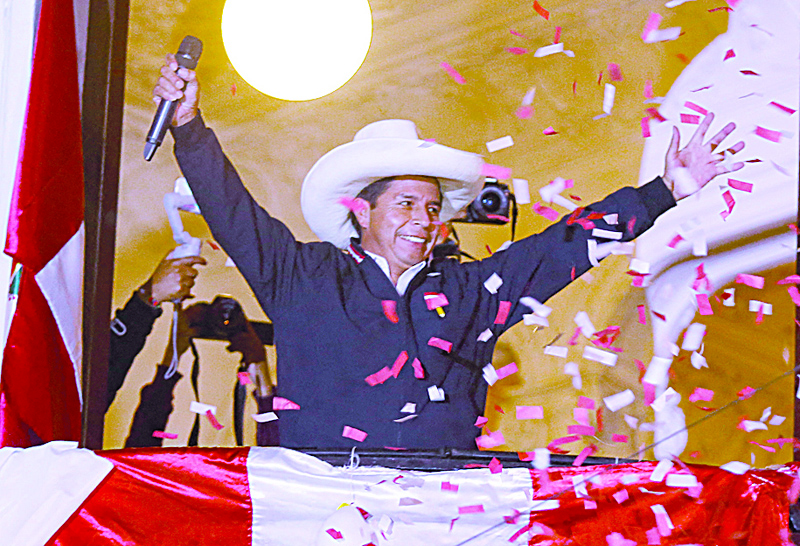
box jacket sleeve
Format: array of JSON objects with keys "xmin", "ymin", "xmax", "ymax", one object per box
[
  {"xmin": 466, "ymin": 177, "xmax": 676, "ymax": 332},
  {"xmin": 106, "ymin": 293, "xmax": 162, "ymax": 413},
  {"xmin": 125, "ymin": 365, "xmax": 182, "ymax": 448},
  {"xmin": 170, "ymin": 114, "xmax": 333, "ymax": 318}
]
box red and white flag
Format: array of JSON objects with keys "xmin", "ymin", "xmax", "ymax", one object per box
[{"xmin": 0, "ymin": 0, "xmax": 84, "ymax": 447}]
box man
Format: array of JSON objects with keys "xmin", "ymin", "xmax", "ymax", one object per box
[{"xmin": 153, "ymin": 55, "xmax": 744, "ymax": 450}]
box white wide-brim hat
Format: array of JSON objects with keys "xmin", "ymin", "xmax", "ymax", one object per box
[{"xmin": 301, "ymin": 119, "xmax": 485, "ymax": 249}]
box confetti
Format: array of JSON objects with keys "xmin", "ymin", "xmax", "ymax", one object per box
[
  {"xmin": 637, "ymin": 305, "xmax": 647, "ymax": 325},
  {"xmin": 439, "ymin": 62, "xmax": 466, "ymax": 84},
  {"xmin": 486, "ymin": 135, "xmax": 514, "ymax": 153},
  {"xmin": 645, "ymin": 27, "xmax": 682, "ymax": 43},
  {"xmin": 411, "ymin": 358, "xmax": 425, "ymax": 379},
  {"xmin": 583, "ymin": 346, "xmax": 618, "ymax": 366},
  {"xmin": 273, "ymin": 397, "xmax": 301, "ymax": 410},
  {"xmin": 477, "ymin": 328, "xmax": 493, "ymax": 342},
  {"xmin": 474, "ymin": 416, "xmax": 488, "ymax": 427},
  {"xmin": 424, "ymin": 292, "xmax": 449, "ymax": 311},
  {"xmin": 428, "ymin": 385, "xmax": 445, "ymax": 402},
  {"xmin": 152, "ymin": 430, "xmax": 178, "ymax": 440},
  {"xmin": 641, "ymin": 13, "xmax": 662, "ymax": 41},
  {"xmin": 476, "ymin": 429, "xmax": 506, "ymax": 449},
  {"xmin": 205, "ymin": 410, "xmax": 224, "ymax": 430},
  {"xmin": 728, "ymin": 178, "xmax": 753, "ymax": 192},
  {"xmin": 488, "ymin": 457, "xmax": 503, "ymax": 474},
  {"xmin": 574, "ymin": 311, "xmax": 596, "ymax": 336},
  {"xmin": 592, "ymin": 227, "xmax": 622, "ymax": 240},
  {"xmin": 607, "ymin": 63, "xmax": 624, "ymax": 81},
  {"xmin": 604, "ymin": 389, "xmax": 635, "ymax": 412},
  {"xmin": 542, "ymin": 126, "xmax": 558, "ymax": 135},
  {"xmin": 237, "ymin": 371, "xmax": 252, "ymax": 385},
  {"xmin": 516, "ymin": 405, "xmax": 544, "ymax": 420},
  {"xmin": 681, "ymin": 323, "xmax": 706, "ymax": 351},
  {"xmin": 494, "ymin": 301, "xmax": 512, "ymax": 324},
  {"xmin": 568, "ymin": 424, "xmax": 596, "ymax": 436},
  {"xmin": 365, "ymin": 366, "xmax": 393, "ymax": 386},
  {"xmin": 720, "ymin": 461, "xmax": 750, "ymax": 475},
  {"xmin": 533, "ymin": 202, "xmax": 560, "ymax": 221},
  {"xmin": 484, "ymin": 273, "xmax": 503, "ymax": 294},
  {"xmin": 458, "ymin": 504, "xmax": 485, "ymax": 514},
  {"xmin": 680, "ymin": 113, "xmax": 700, "ymax": 124},
  {"xmin": 748, "ymin": 300, "xmax": 772, "ymax": 315},
  {"xmin": 505, "ymin": 47, "xmax": 528, "ymax": 55},
  {"xmin": 338, "ymin": 196, "xmax": 368, "ymax": 214},
  {"xmin": 382, "ymin": 300, "xmax": 399, "ymax": 323},
  {"xmin": 572, "ymin": 444, "xmax": 597, "ymax": 466},
  {"xmin": 496, "ymin": 362, "xmax": 519, "ymax": 381},
  {"xmin": 512, "ymin": 179, "xmax": 531, "ymax": 204},
  {"xmin": 696, "ymin": 293, "xmax": 713, "ymax": 315},
  {"xmin": 391, "ymin": 351, "xmax": 409, "ymax": 378},
  {"xmin": 641, "ymin": 117, "xmax": 651, "ymax": 138},
  {"xmin": 481, "ymin": 163, "xmax": 512, "ymax": 179},
  {"xmin": 326, "ymin": 528, "xmax": 343, "ymax": 540},
  {"xmin": 544, "ymin": 345, "xmax": 569, "ymax": 358},
  {"xmin": 553, "ymin": 26, "xmax": 562, "ymax": 43},
  {"xmin": 190, "ymin": 401, "xmax": 217, "ymax": 415},
  {"xmin": 428, "ymin": 336, "xmax": 453, "ymax": 352},
  {"xmin": 442, "ymin": 481, "xmax": 459, "ymax": 492},
  {"xmin": 613, "ymin": 489, "xmax": 630, "ymax": 504},
  {"xmin": 252, "ymin": 412, "xmax": 278, "ymax": 423},
  {"xmin": 607, "ymin": 532, "xmax": 637, "ymax": 546},
  {"xmin": 533, "ymin": 1, "xmax": 550, "ymax": 19},
  {"xmin": 342, "ymin": 425, "xmax": 368, "ymax": 442},
  {"xmin": 755, "ymin": 126, "xmax": 781, "ymax": 142},
  {"xmin": 612, "ymin": 434, "xmax": 629, "ymax": 443},
  {"xmin": 788, "ymin": 286, "xmax": 800, "ymax": 306},
  {"xmin": 651, "ymin": 505, "xmax": 674, "ymax": 536},
  {"xmin": 769, "ymin": 101, "xmax": 797, "ymax": 115},
  {"xmin": 736, "ymin": 274, "xmax": 764, "ymax": 289}
]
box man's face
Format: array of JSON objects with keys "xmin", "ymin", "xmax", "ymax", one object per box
[{"xmin": 356, "ymin": 176, "xmax": 442, "ymax": 280}]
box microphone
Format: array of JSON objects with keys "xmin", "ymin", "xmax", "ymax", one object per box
[{"xmin": 144, "ymin": 36, "xmax": 203, "ymax": 161}]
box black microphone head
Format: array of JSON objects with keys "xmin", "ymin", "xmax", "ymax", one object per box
[{"xmin": 176, "ymin": 36, "xmax": 203, "ymax": 70}]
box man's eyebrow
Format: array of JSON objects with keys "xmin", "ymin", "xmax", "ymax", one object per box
[{"xmin": 395, "ymin": 193, "xmax": 441, "ymax": 206}]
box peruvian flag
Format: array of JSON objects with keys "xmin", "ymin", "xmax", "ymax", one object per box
[{"xmin": 0, "ymin": 0, "xmax": 84, "ymax": 447}]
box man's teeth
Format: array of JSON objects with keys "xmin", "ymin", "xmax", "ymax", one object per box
[{"xmin": 400, "ymin": 235, "xmax": 426, "ymax": 243}]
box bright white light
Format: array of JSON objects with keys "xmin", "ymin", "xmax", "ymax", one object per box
[{"xmin": 221, "ymin": 0, "xmax": 372, "ymax": 101}]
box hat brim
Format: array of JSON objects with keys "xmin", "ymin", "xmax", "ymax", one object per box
[{"xmin": 301, "ymin": 138, "xmax": 485, "ymax": 248}]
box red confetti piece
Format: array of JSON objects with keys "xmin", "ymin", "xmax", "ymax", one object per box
[
  {"xmin": 504, "ymin": 509, "xmax": 522, "ymax": 524},
  {"xmin": 755, "ymin": 126, "xmax": 781, "ymax": 142},
  {"xmin": 691, "ymin": 85, "xmax": 713, "ymax": 92},
  {"xmin": 652, "ymin": 311, "xmax": 666, "ymax": 321},
  {"xmin": 596, "ymin": 407, "xmax": 604, "ymax": 433},
  {"xmin": 724, "ymin": 49, "xmax": 735, "ymax": 60},
  {"xmin": 152, "ymin": 430, "xmax": 178, "ymax": 440},
  {"xmin": 676, "ymin": 53, "xmax": 690, "ymax": 64},
  {"xmin": 205, "ymin": 410, "xmax": 224, "ymax": 430},
  {"xmin": 475, "ymin": 429, "xmax": 505, "ymax": 449},
  {"xmin": 489, "ymin": 457, "xmax": 503, "ymax": 474},
  {"xmin": 424, "ymin": 292, "xmax": 449, "ymax": 310},
  {"xmin": 684, "ymin": 101, "xmax": 708, "ymax": 115},
  {"xmin": 567, "ymin": 326, "xmax": 581, "ymax": 345},
  {"xmin": 273, "ymin": 397, "xmax": 301, "ymax": 410},
  {"xmin": 728, "ymin": 178, "xmax": 753, "ymax": 192},
  {"xmin": 709, "ymin": 6, "xmax": 732, "ymax": 12},
  {"xmin": 326, "ymin": 528, "xmax": 343, "ymax": 540},
  {"xmin": 641, "ymin": 117, "xmax": 651, "ymax": 138},
  {"xmin": 515, "ymin": 105, "xmax": 534, "ymax": 119},
  {"xmin": 517, "ymin": 452, "xmax": 535, "ymax": 461},
  {"xmin": 735, "ymin": 273, "xmax": 764, "ymax": 288},
  {"xmin": 769, "ymin": 101, "xmax": 796, "ymax": 115},
  {"xmin": 790, "ymin": 224, "xmax": 799, "ymax": 234},
  {"xmin": 206, "ymin": 239, "xmax": 221, "ymax": 250},
  {"xmin": 597, "ymin": 71, "xmax": 603, "ymax": 85},
  {"xmin": 572, "ymin": 444, "xmax": 597, "ymax": 466},
  {"xmin": 494, "ymin": 404, "xmax": 505, "ymax": 414},
  {"xmin": 365, "ymin": 366, "xmax": 393, "ymax": 386},
  {"xmin": 342, "ymin": 425, "xmax": 368, "ymax": 442},
  {"xmin": 627, "ymin": 216, "xmax": 636, "ymax": 236},
  {"xmin": 680, "ymin": 113, "xmax": 701, "ymax": 124},
  {"xmin": 779, "ymin": 275, "xmax": 800, "ymax": 285},
  {"xmin": 428, "ymin": 336, "xmax": 452, "ymax": 353},
  {"xmin": 643, "ymin": 382, "xmax": 656, "ymax": 405},
  {"xmin": 412, "ymin": 358, "xmax": 425, "ymax": 379},
  {"xmin": 646, "ymin": 107, "xmax": 666, "ymax": 122},
  {"xmin": 533, "ymin": 0, "xmax": 550, "ymax": 20},
  {"xmin": 637, "ymin": 305, "xmax": 647, "ymax": 325},
  {"xmin": 533, "ymin": 202, "xmax": 559, "ymax": 221},
  {"xmin": 391, "ymin": 351, "xmax": 409, "ymax": 378},
  {"xmin": 382, "ymin": 300, "xmax": 399, "ymax": 323},
  {"xmin": 755, "ymin": 303, "xmax": 764, "ymax": 325},
  {"xmin": 543, "ymin": 126, "xmax": 558, "ymax": 136},
  {"xmin": 510, "ymin": 28, "xmax": 530, "ymax": 39},
  {"xmin": 440, "ymin": 61, "xmax": 466, "ymax": 84},
  {"xmin": 720, "ymin": 190, "xmax": 735, "ymax": 220},
  {"xmin": 749, "ymin": 440, "xmax": 776, "ymax": 453},
  {"xmin": 237, "ymin": 371, "xmax": 252, "ymax": 385},
  {"xmin": 553, "ymin": 26, "xmax": 562, "ymax": 43},
  {"xmin": 607, "ymin": 63, "xmax": 624, "ymax": 81},
  {"xmin": 506, "ymin": 47, "xmax": 528, "ymax": 55},
  {"xmin": 738, "ymin": 386, "xmax": 756, "ymax": 400},
  {"xmin": 494, "ymin": 301, "xmax": 512, "ymax": 324},
  {"xmin": 572, "ymin": 81, "xmax": 577, "ymax": 95},
  {"xmin": 475, "ymin": 416, "xmax": 488, "ymax": 427},
  {"xmin": 230, "ymin": 83, "xmax": 237, "ymax": 96},
  {"xmin": 458, "ymin": 504, "xmax": 485, "ymax": 514},
  {"xmin": 570, "ymin": 266, "xmax": 576, "ymax": 281},
  {"xmin": 740, "ymin": 69, "xmax": 760, "ymax": 76}
]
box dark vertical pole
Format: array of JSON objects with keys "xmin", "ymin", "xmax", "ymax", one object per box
[{"xmin": 80, "ymin": 0, "xmax": 129, "ymax": 449}]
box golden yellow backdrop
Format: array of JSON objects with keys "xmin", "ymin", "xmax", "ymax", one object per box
[{"xmin": 107, "ymin": 0, "xmax": 794, "ymax": 466}]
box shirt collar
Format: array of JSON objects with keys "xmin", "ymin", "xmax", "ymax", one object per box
[{"xmin": 362, "ymin": 249, "xmax": 427, "ymax": 296}]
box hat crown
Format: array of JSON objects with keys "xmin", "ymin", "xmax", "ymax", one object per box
[{"xmin": 354, "ymin": 119, "xmax": 420, "ymax": 141}]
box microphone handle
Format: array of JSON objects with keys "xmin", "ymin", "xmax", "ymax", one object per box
[{"xmin": 144, "ymin": 99, "xmax": 179, "ymax": 161}]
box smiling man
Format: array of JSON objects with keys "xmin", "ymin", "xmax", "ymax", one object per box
[{"xmin": 153, "ymin": 56, "xmax": 743, "ymax": 449}]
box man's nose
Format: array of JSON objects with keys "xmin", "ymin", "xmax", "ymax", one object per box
[{"xmin": 411, "ymin": 206, "xmax": 433, "ymax": 227}]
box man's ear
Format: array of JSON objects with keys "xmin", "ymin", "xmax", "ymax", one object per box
[{"xmin": 353, "ymin": 198, "xmax": 370, "ymax": 231}]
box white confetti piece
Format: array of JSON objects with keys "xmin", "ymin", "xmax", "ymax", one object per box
[
  {"xmin": 720, "ymin": 461, "xmax": 750, "ymax": 475},
  {"xmin": 670, "ymin": 343, "xmax": 680, "ymax": 356},
  {"xmin": 650, "ymin": 460, "xmax": 673, "ymax": 482},
  {"xmin": 583, "ymin": 346, "xmax": 618, "ymax": 366},
  {"xmin": 682, "ymin": 323, "xmax": 705, "ymax": 352},
  {"xmin": 224, "ymin": 256, "xmax": 236, "ymax": 267},
  {"xmin": 741, "ymin": 420, "xmax": 768, "ymax": 432},
  {"xmin": 629, "ymin": 258, "xmax": 650, "ymax": 274},
  {"xmin": 189, "ymin": 401, "xmax": 217, "ymax": 415},
  {"xmin": 587, "ymin": 239, "xmax": 600, "ymax": 266},
  {"xmin": 512, "ymin": 179, "xmax": 531, "ymax": 204},
  {"xmin": 427, "ymin": 385, "xmax": 445, "ymax": 402},
  {"xmin": 544, "ymin": 345, "xmax": 568, "ymax": 358},
  {"xmin": 749, "ymin": 300, "xmax": 772, "ymax": 315},
  {"xmin": 539, "ymin": 177, "xmax": 571, "ymax": 203},
  {"xmin": 603, "ymin": 214, "xmax": 618, "ymax": 225},
  {"xmin": 643, "ymin": 356, "xmax": 672, "ymax": 390},
  {"xmin": 620, "ymin": 475, "xmax": 639, "ymax": 485},
  {"xmin": 592, "ymin": 228, "xmax": 623, "ymax": 240},
  {"xmin": 523, "ymin": 314, "xmax": 549, "ymax": 327},
  {"xmin": 251, "ymin": 412, "xmax": 278, "ymax": 423},
  {"xmin": 602, "ymin": 83, "xmax": 616, "ymax": 114},
  {"xmin": 574, "ymin": 311, "xmax": 596, "ymax": 336},
  {"xmin": 551, "ymin": 194, "xmax": 578, "ymax": 211},
  {"xmin": 691, "ymin": 351, "xmax": 707, "ymax": 369},
  {"xmin": 692, "ymin": 236, "xmax": 708, "ymax": 257},
  {"xmin": 484, "ymin": 273, "xmax": 503, "ymax": 294},
  {"xmin": 623, "ymin": 414, "xmax": 639, "ymax": 429},
  {"xmin": 759, "ymin": 407, "xmax": 772, "ymax": 422},
  {"xmin": 533, "ymin": 43, "xmax": 571, "ymax": 57},
  {"xmin": 572, "ymin": 475, "xmax": 589, "ymax": 498},
  {"xmin": 482, "ymin": 363, "xmax": 499, "ymax": 386},
  {"xmin": 477, "ymin": 328, "xmax": 493, "ymax": 342},
  {"xmin": 665, "ymin": 0, "xmax": 695, "ymax": 7},
  {"xmin": 522, "ymin": 86, "xmax": 536, "ymax": 106},
  {"xmin": 486, "ymin": 135, "xmax": 514, "ymax": 153},
  {"xmin": 604, "ymin": 389, "xmax": 635, "ymax": 412},
  {"xmin": 723, "ymin": 288, "xmax": 735, "ymax": 307},
  {"xmin": 401, "ymin": 403, "xmax": 416, "ymax": 413},
  {"xmin": 533, "ymin": 448, "xmax": 550, "ymax": 470},
  {"xmin": 644, "ymin": 27, "xmax": 681, "ymax": 43},
  {"xmin": 650, "ymin": 504, "xmax": 675, "ymax": 529},
  {"xmin": 531, "ymin": 499, "xmax": 560, "ymax": 511},
  {"xmin": 394, "ymin": 414, "xmax": 418, "ymax": 423},
  {"xmin": 611, "ymin": 242, "xmax": 635, "ymax": 255},
  {"xmin": 769, "ymin": 415, "xmax": 786, "ymax": 426},
  {"xmin": 520, "ymin": 296, "xmax": 552, "ymax": 317},
  {"xmin": 650, "ymin": 387, "xmax": 679, "ymax": 413},
  {"xmin": 666, "ymin": 473, "xmax": 698, "ymax": 488}
]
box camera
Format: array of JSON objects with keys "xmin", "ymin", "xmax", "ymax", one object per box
[{"xmin": 453, "ymin": 178, "xmax": 512, "ymax": 225}]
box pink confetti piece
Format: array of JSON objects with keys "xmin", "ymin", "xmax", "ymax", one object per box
[
  {"xmin": 391, "ymin": 351, "xmax": 409, "ymax": 378},
  {"xmin": 607, "ymin": 532, "xmax": 637, "ymax": 546},
  {"xmin": 567, "ymin": 326, "xmax": 582, "ymax": 345},
  {"xmin": 273, "ymin": 397, "xmax": 301, "ymax": 410},
  {"xmin": 684, "ymin": 101, "xmax": 708, "ymax": 115},
  {"xmin": 475, "ymin": 430, "xmax": 505, "ymax": 449},
  {"xmin": 326, "ymin": 528, "xmax": 343, "ymax": 540},
  {"xmin": 495, "ymin": 362, "xmax": 519, "ymax": 380},
  {"xmin": 474, "ymin": 416, "xmax": 488, "ymax": 427},
  {"xmin": 641, "ymin": 117, "xmax": 651, "ymax": 138},
  {"xmin": 740, "ymin": 69, "xmax": 760, "ymax": 76},
  {"xmin": 382, "ymin": 300, "xmax": 399, "ymax": 323},
  {"xmin": 749, "ymin": 440, "xmax": 776, "ymax": 453},
  {"xmin": 736, "ymin": 273, "xmax": 764, "ymax": 289},
  {"xmin": 766, "ymin": 437, "xmax": 795, "ymax": 448},
  {"xmin": 607, "ymin": 63, "xmax": 624, "ymax": 81},
  {"xmin": 442, "ymin": 481, "xmax": 459, "ymax": 492},
  {"xmin": 494, "ymin": 301, "xmax": 512, "ymax": 324},
  {"xmin": 411, "ymin": 358, "xmax": 425, "ymax": 379},
  {"xmin": 578, "ymin": 396, "xmax": 596, "ymax": 410},
  {"xmin": 769, "ymin": 101, "xmax": 796, "ymax": 115},
  {"xmin": 205, "ymin": 410, "xmax": 224, "ymax": 430},
  {"xmin": 641, "ymin": 12, "xmax": 662, "ymax": 41},
  {"xmin": 738, "ymin": 386, "xmax": 756, "ymax": 400},
  {"xmin": 440, "ymin": 62, "xmax": 466, "ymax": 84},
  {"xmin": 643, "ymin": 382, "xmax": 656, "ymax": 406},
  {"xmin": 755, "ymin": 303, "xmax": 764, "ymax": 325},
  {"xmin": 788, "ymin": 286, "xmax": 800, "ymax": 306},
  {"xmin": 667, "ymin": 234, "xmax": 684, "ymax": 248},
  {"xmin": 342, "ymin": 425, "xmax": 368, "ymax": 442},
  {"xmin": 689, "ymin": 387, "xmax": 714, "ymax": 403},
  {"xmin": 489, "ymin": 457, "xmax": 503, "ymax": 474},
  {"xmin": 720, "ymin": 190, "xmax": 735, "ymax": 220},
  {"xmin": 424, "ymin": 292, "xmax": 449, "ymax": 310},
  {"xmin": 237, "ymin": 371, "xmax": 252, "ymax": 385},
  {"xmin": 458, "ymin": 504, "xmax": 485, "ymax": 515},
  {"xmin": 337, "ymin": 196, "xmax": 367, "ymax": 213},
  {"xmin": 646, "ymin": 107, "xmax": 666, "ymax": 122},
  {"xmin": 643, "ymin": 79, "xmax": 654, "ymax": 99},
  {"xmin": 637, "ymin": 305, "xmax": 647, "ymax": 325},
  {"xmin": 680, "ymin": 113, "xmax": 700, "ymax": 124},
  {"xmin": 533, "ymin": 202, "xmax": 559, "ymax": 221},
  {"xmin": 572, "ymin": 444, "xmax": 597, "ymax": 466},
  {"xmin": 509, "ymin": 28, "xmax": 530, "ymax": 39},
  {"xmin": 696, "ymin": 293, "xmax": 713, "ymax": 315},
  {"xmin": 515, "ymin": 105, "xmax": 534, "ymax": 119},
  {"xmin": 481, "ymin": 163, "xmax": 512, "ymax": 179},
  {"xmin": 567, "ymin": 424, "xmax": 596, "ymax": 436},
  {"xmin": 516, "ymin": 405, "xmax": 544, "ymax": 420},
  {"xmin": 728, "ymin": 178, "xmax": 753, "ymax": 192},
  {"xmin": 533, "ymin": 0, "xmax": 549, "ymax": 19},
  {"xmin": 612, "ymin": 434, "xmax": 629, "ymax": 443},
  {"xmin": 548, "ymin": 435, "xmax": 580, "ymax": 451},
  {"xmin": 755, "ymin": 126, "xmax": 781, "ymax": 142},
  {"xmin": 573, "ymin": 407, "xmax": 590, "ymax": 425},
  {"xmin": 613, "ymin": 489, "xmax": 629, "ymax": 503},
  {"xmin": 646, "ymin": 527, "xmax": 661, "ymax": 545},
  {"xmin": 778, "ymin": 274, "xmax": 800, "ymax": 285},
  {"xmin": 365, "ymin": 366, "xmax": 393, "ymax": 386},
  {"xmin": 724, "ymin": 49, "xmax": 735, "ymax": 60},
  {"xmin": 655, "ymin": 512, "xmax": 671, "ymax": 537},
  {"xmin": 542, "ymin": 126, "xmax": 558, "ymax": 135},
  {"xmin": 553, "ymin": 26, "xmax": 562, "ymax": 43},
  {"xmin": 584, "ymin": 500, "xmax": 597, "ymax": 510},
  {"xmin": 152, "ymin": 430, "xmax": 178, "ymax": 440},
  {"xmin": 428, "ymin": 336, "xmax": 453, "ymax": 353},
  {"xmin": 506, "ymin": 47, "xmax": 528, "ymax": 55}
]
